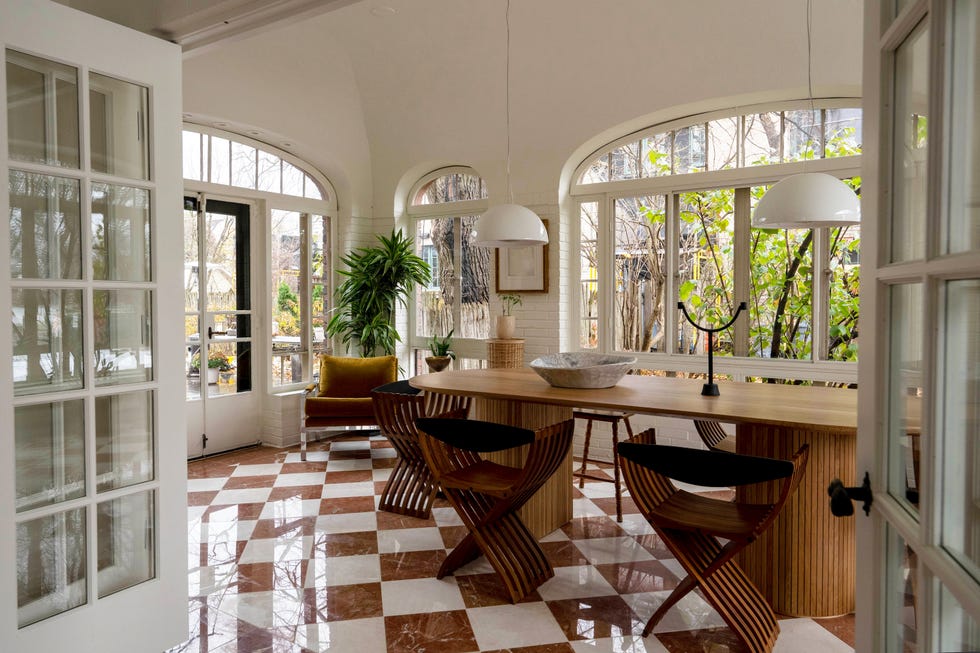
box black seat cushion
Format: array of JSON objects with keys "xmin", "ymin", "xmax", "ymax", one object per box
[
  {"xmin": 617, "ymin": 442, "xmax": 793, "ymax": 487},
  {"xmin": 372, "ymin": 380, "xmax": 421, "ymax": 395},
  {"xmin": 415, "ymin": 418, "xmax": 534, "ymax": 453}
]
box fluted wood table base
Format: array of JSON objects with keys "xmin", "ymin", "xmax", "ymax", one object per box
[{"xmin": 736, "ymin": 423, "xmax": 856, "ymax": 617}]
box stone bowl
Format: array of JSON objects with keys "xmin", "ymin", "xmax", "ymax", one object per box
[{"xmin": 529, "ymin": 352, "xmax": 637, "ymax": 389}]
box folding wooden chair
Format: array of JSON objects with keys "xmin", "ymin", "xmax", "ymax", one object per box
[
  {"xmin": 370, "ymin": 381, "xmax": 470, "ymax": 519},
  {"xmin": 415, "ymin": 416, "xmax": 575, "ymax": 603},
  {"xmin": 618, "ymin": 429, "xmax": 809, "ymax": 651},
  {"xmin": 693, "ymin": 418, "xmax": 736, "ymax": 453}
]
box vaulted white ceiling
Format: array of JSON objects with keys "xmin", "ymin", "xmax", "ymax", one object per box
[{"xmin": 55, "ymin": 0, "xmax": 864, "ymax": 217}]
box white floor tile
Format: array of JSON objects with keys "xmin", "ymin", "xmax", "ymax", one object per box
[
  {"xmin": 322, "ymin": 481, "xmax": 376, "ymax": 498},
  {"xmin": 212, "ymin": 487, "xmax": 272, "ymax": 505},
  {"xmin": 306, "ymin": 553, "xmax": 381, "ymax": 587},
  {"xmin": 573, "ymin": 497, "xmax": 609, "ymax": 518},
  {"xmin": 260, "ymin": 498, "xmax": 322, "ymax": 519},
  {"xmin": 274, "ymin": 471, "xmax": 325, "ymax": 487},
  {"xmin": 380, "ymin": 577, "xmax": 465, "ymax": 616},
  {"xmin": 536, "ymin": 565, "xmax": 618, "ymax": 600},
  {"xmin": 616, "ymin": 514, "xmax": 657, "ymax": 536},
  {"xmin": 284, "ymin": 451, "xmax": 329, "ymax": 462},
  {"xmin": 377, "ymin": 526, "xmax": 445, "ymax": 553},
  {"xmin": 620, "ymin": 590, "xmax": 725, "ymax": 634},
  {"xmin": 372, "ymin": 468, "xmax": 392, "ymax": 481},
  {"xmin": 570, "ymin": 635, "xmax": 670, "ymax": 652},
  {"xmin": 187, "ymin": 477, "xmax": 228, "ymax": 492},
  {"xmin": 326, "ymin": 458, "xmax": 374, "ymax": 471},
  {"xmin": 773, "ymin": 618, "xmax": 853, "ymax": 652},
  {"xmin": 573, "ymin": 536, "xmax": 656, "ymax": 565},
  {"xmin": 467, "ymin": 602, "xmax": 567, "ymax": 650},
  {"xmin": 230, "ymin": 463, "xmax": 283, "ymax": 477},
  {"xmin": 315, "ymin": 511, "xmax": 378, "ymax": 534},
  {"xmin": 330, "ymin": 440, "xmax": 372, "ymax": 452},
  {"xmin": 431, "ymin": 507, "xmax": 463, "ymax": 527},
  {"xmin": 238, "ymin": 536, "xmax": 313, "ymax": 564},
  {"xmin": 295, "ymin": 619, "xmax": 388, "ymax": 653}
]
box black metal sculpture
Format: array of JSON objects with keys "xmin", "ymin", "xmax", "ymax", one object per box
[{"xmin": 677, "ymin": 301, "xmax": 747, "ymax": 396}]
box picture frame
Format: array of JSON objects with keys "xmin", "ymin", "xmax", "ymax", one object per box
[{"xmin": 494, "ymin": 219, "xmax": 549, "ymax": 293}]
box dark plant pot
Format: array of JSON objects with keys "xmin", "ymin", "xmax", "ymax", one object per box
[{"xmin": 425, "ymin": 355, "xmax": 452, "ymax": 373}]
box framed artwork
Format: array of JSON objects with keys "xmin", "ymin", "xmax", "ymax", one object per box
[{"xmin": 494, "ymin": 219, "xmax": 549, "ymax": 293}]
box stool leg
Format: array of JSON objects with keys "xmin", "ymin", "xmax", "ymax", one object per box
[
  {"xmin": 578, "ymin": 418, "xmax": 594, "ymax": 489},
  {"xmin": 300, "ymin": 425, "xmax": 307, "ymax": 462},
  {"xmin": 611, "ymin": 419, "xmax": 622, "ymax": 523}
]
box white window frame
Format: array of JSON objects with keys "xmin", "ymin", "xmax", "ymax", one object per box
[{"xmin": 571, "ymin": 100, "xmax": 862, "ymax": 384}]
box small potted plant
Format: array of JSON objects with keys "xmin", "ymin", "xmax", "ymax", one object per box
[
  {"xmin": 497, "ymin": 293, "xmax": 522, "ymax": 339},
  {"xmin": 425, "ymin": 330, "xmax": 455, "ymax": 372},
  {"xmin": 190, "ymin": 350, "xmax": 233, "ymax": 384}
]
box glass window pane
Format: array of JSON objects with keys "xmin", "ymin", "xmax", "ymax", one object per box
[
  {"xmin": 641, "ymin": 133, "xmax": 671, "ymax": 177},
  {"xmin": 412, "ymin": 172, "xmax": 487, "ymax": 205},
  {"xmin": 303, "ymin": 175, "xmax": 323, "ymax": 200},
  {"xmin": 13, "ymin": 288, "xmax": 84, "ymax": 396},
  {"xmin": 91, "ymin": 183, "xmax": 150, "ymax": 281},
  {"xmin": 887, "ymin": 283, "xmax": 923, "ymax": 515},
  {"xmin": 749, "ymin": 186, "xmax": 814, "ymax": 361},
  {"xmin": 93, "ymin": 289, "xmax": 152, "ymax": 386},
  {"xmin": 608, "ymin": 141, "xmax": 642, "ymax": 181},
  {"xmin": 204, "ymin": 340, "xmax": 246, "ymax": 397},
  {"xmin": 97, "ymin": 491, "xmax": 154, "ymax": 597},
  {"xmin": 95, "ymin": 391, "xmax": 153, "ymax": 492},
  {"xmin": 824, "ymin": 108, "xmax": 863, "ymax": 157},
  {"xmin": 282, "ymin": 160, "xmax": 303, "ymax": 196},
  {"xmin": 614, "ymin": 195, "xmax": 666, "ymax": 353},
  {"xmin": 706, "ymin": 117, "xmax": 739, "ymax": 170},
  {"xmin": 945, "ymin": 3, "xmax": 980, "ymax": 255},
  {"xmin": 742, "ymin": 112, "xmax": 781, "ymax": 167},
  {"xmin": 884, "ymin": 523, "xmax": 920, "ymax": 652},
  {"xmin": 6, "ymin": 50, "xmax": 79, "ymax": 168},
  {"xmin": 9, "ymin": 170, "xmax": 81, "ymax": 279},
  {"xmin": 185, "ymin": 315, "xmax": 201, "ymax": 401},
  {"xmin": 257, "ymin": 151, "xmax": 280, "ymax": 193},
  {"xmin": 271, "ymin": 209, "xmax": 302, "ymax": 387},
  {"xmin": 890, "ymin": 20, "xmax": 929, "ymax": 262},
  {"xmin": 230, "ymin": 141, "xmax": 256, "ymax": 189},
  {"xmin": 88, "ymin": 72, "xmax": 148, "ymax": 180},
  {"xmin": 827, "ymin": 223, "xmax": 861, "ymax": 362},
  {"xmin": 183, "ymin": 205, "xmax": 199, "ymax": 312},
  {"xmin": 415, "ymin": 217, "xmax": 455, "ymax": 337},
  {"xmin": 579, "ymin": 155, "xmax": 609, "ymax": 185},
  {"xmin": 459, "ymin": 215, "xmax": 490, "ymax": 339},
  {"xmin": 941, "ymin": 279, "xmax": 980, "ymax": 577},
  {"xmin": 783, "ymin": 109, "xmax": 821, "ymax": 162},
  {"xmin": 15, "ymin": 400, "xmax": 85, "ymax": 512},
  {"xmin": 938, "ymin": 582, "xmax": 980, "ymax": 651},
  {"xmin": 580, "ymin": 201, "xmax": 598, "ymax": 349},
  {"xmin": 209, "ymin": 136, "xmax": 230, "ymax": 185},
  {"xmin": 673, "ymin": 125, "xmax": 705, "ymax": 174},
  {"xmin": 181, "ymin": 130, "xmax": 202, "ymax": 181},
  {"xmin": 17, "ymin": 507, "xmax": 87, "ymax": 627},
  {"xmin": 205, "ymin": 210, "xmax": 241, "ymax": 312},
  {"xmin": 677, "ymin": 189, "xmax": 736, "ymax": 356},
  {"xmin": 312, "ymin": 215, "xmax": 329, "ymax": 355}
]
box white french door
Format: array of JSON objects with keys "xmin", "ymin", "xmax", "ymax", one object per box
[
  {"xmin": 857, "ymin": 1, "xmax": 980, "ymax": 650},
  {"xmin": 1, "ymin": 1, "xmax": 185, "ymax": 651},
  {"xmin": 183, "ymin": 195, "xmax": 260, "ymax": 458}
]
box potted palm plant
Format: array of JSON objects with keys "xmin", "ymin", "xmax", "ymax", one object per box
[
  {"xmin": 425, "ymin": 329, "xmax": 455, "ymax": 372},
  {"xmin": 326, "ymin": 229, "xmax": 431, "ymax": 357},
  {"xmin": 497, "ymin": 293, "xmax": 522, "ymax": 339}
]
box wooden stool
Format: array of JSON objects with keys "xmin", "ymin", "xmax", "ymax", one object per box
[{"xmin": 573, "ymin": 409, "xmax": 634, "ymax": 522}]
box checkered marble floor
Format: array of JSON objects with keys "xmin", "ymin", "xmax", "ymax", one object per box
[{"xmin": 172, "ymin": 435, "xmax": 855, "ymax": 652}]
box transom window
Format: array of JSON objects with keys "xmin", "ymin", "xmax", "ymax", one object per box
[{"xmin": 573, "ymin": 101, "xmax": 862, "ymax": 383}]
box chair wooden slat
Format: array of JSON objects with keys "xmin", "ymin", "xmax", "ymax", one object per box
[{"xmin": 618, "ymin": 428, "xmax": 809, "ymax": 652}]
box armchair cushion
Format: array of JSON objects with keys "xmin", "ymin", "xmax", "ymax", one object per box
[{"xmin": 317, "ymin": 354, "xmax": 397, "ymax": 398}]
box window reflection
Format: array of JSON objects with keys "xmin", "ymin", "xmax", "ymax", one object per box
[
  {"xmin": 17, "ymin": 507, "xmax": 87, "ymax": 627},
  {"xmin": 6, "ymin": 49, "xmax": 79, "ymax": 168},
  {"xmin": 8, "ymin": 171, "xmax": 81, "ymax": 280},
  {"xmin": 15, "ymin": 400, "xmax": 86, "ymax": 512},
  {"xmin": 12, "ymin": 288, "xmax": 84, "ymax": 396}
]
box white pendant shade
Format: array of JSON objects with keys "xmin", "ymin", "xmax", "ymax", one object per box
[
  {"xmin": 752, "ymin": 173, "xmax": 860, "ymax": 229},
  {"xmin": 474, "ymin": 204, "xmax": 549, "ymax": 247}
]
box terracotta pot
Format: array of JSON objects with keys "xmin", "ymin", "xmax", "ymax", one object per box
[
  {"xmin": 425, "ymin": 355, "xmax": 452, "ymax": 373},
  {"xmin": 496, "ymin": 315, "xmax": 516, "ymax": 339}
]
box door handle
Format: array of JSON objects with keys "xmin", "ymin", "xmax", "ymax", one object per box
[
  {"xmin": 208, "ymin": 326, "xmax": 228, "ymax": 338},
  {"xmin": 827, "ymin": 472, "xmax": 873, "ymax": 517}
]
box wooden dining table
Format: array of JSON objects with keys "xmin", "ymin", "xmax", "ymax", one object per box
[{"xmin": 411, "ymin": 366, "xmax": 858, "ymax": 618}]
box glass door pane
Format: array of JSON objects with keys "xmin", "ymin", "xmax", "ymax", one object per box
[{"xmin": 887, "ymin": 283, "xmax": 923, "ymax": 515}]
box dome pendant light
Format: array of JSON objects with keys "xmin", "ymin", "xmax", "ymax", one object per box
[
  {"xmin": 474, "ymin": 0, "xmax": 548, "ymax": 248},
  {"xmin": 751, "ymin": 0, "xmax": 860, "ymax": 230}
]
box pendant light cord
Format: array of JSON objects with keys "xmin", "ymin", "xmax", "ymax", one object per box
[{"xmin": 505, "ymin": 0, "xmax": 513, "ymax": 203}]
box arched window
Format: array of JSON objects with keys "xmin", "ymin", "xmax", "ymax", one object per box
[
  {"xmin": 572, "ymin": 101, "xmax": 861, "ymax": 383},
  {"xmin": 182, "ymin": 126, "xmax": 336, "ymax": 390},
  {"xmin": 407, "ymin": 167, "xmax": 490, "ymax": 371}
]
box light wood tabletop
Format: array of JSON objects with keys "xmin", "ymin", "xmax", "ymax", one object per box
[{"xmin": 411, "ymin": 367, "xmax": 857, "ymax": 433}]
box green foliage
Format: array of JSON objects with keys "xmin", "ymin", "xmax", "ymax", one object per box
[
  {"xmin": 190, "ymin": 350, "xmax": 232, "ymax": 372},
  {"xmin": 326, "ymin": 229, "xmax": 431, "ymax": 357},
  {"xmin": 499, "ymin": 293, "xmax": 522, "ymax": 316},
  {"xmin": 428, "ymin": 329, "xmax": 455, "ymax": 359}
]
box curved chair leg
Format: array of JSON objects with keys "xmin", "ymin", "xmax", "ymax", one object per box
[{"xmin": 378, "ymin": 453, "xmax": 438, "ymax": 519}]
